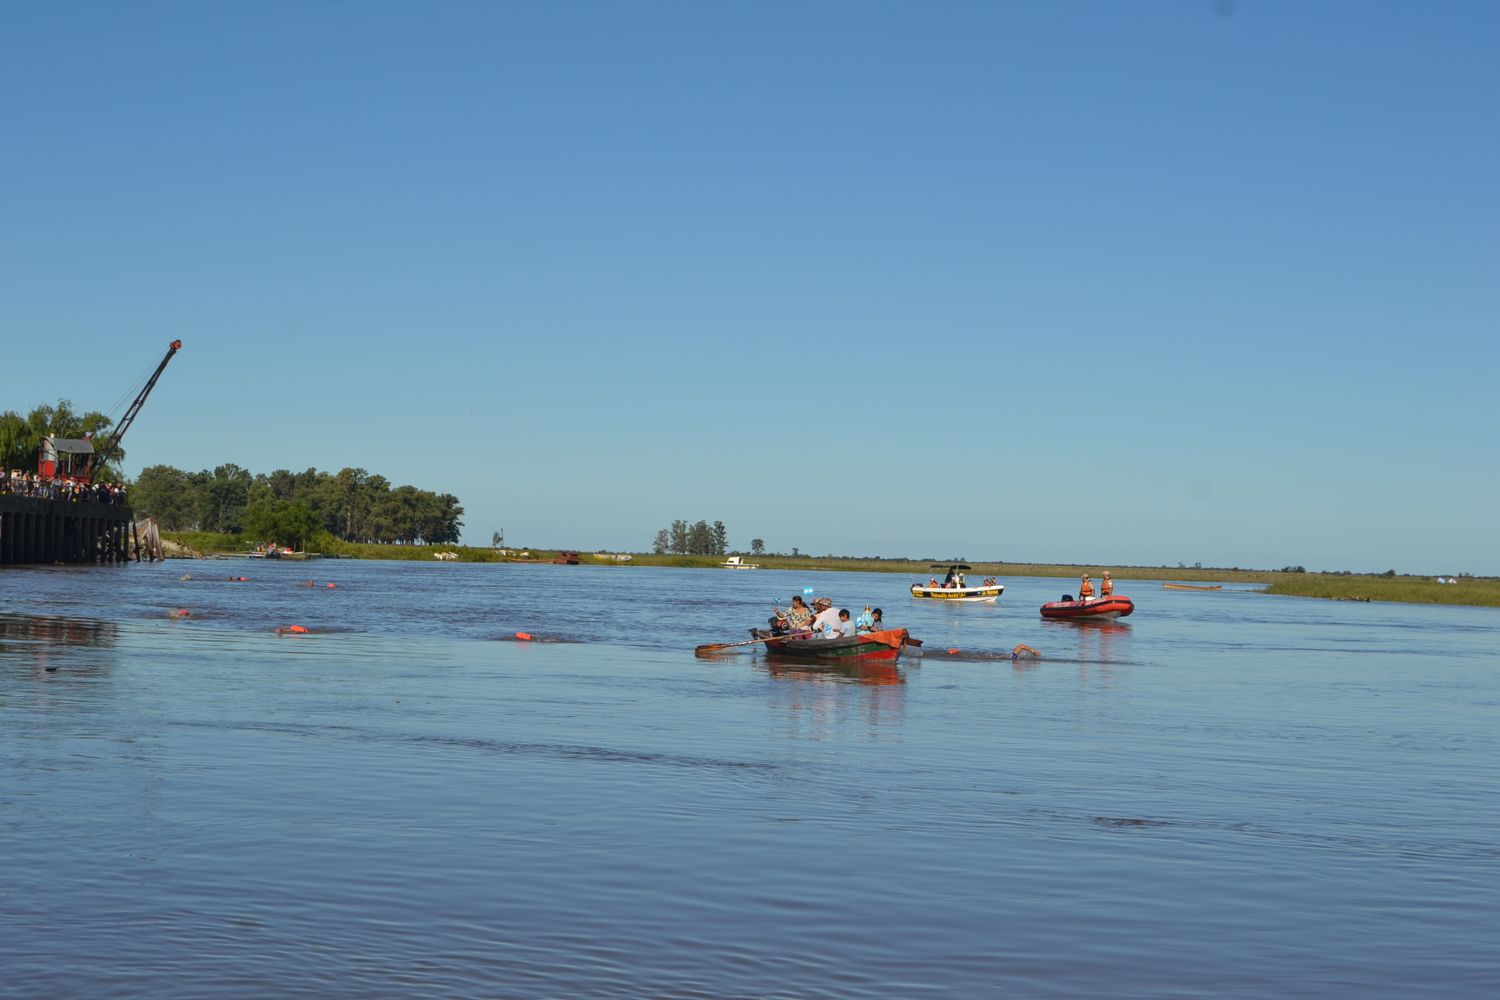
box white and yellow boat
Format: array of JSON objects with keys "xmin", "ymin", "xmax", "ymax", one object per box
[
  {"xmin": 910, "ymin": 564, "xmax": 1003, "ymax": 603},
  {"xmin": 910, "ymin": 582, "xmax": 1004, "ymax": 602}
]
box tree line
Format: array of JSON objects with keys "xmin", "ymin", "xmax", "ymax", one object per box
[
  {"xmin": 132, "ymin": 464, "xmax": 464, "ymax": 549},
  {"xmin": 652, "ymin": 519, "xmax": 731, "ymax": 556}
]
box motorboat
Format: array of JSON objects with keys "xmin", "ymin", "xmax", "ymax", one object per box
[{"xmin": 1040, "ymin": 596, "xmax": 1135, "ymax": 621}]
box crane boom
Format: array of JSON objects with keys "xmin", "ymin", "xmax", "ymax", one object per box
[{"xmin": 88, "ymin": 339, "xmax": 183, "ymax": 482}]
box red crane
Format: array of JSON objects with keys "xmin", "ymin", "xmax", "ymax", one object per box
[{"xmin": 85, "ymin": 339, "xmax": 183, "ymax": 482}]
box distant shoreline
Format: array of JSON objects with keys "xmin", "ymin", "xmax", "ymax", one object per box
[{"xmin": 157, "ymin": 533, "xmax": 1498, "ymax": 608}]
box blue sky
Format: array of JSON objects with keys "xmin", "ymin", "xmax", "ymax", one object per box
[{"xmin": 4, "ymin": 1, "xmax": 1496, "ymax": 574}]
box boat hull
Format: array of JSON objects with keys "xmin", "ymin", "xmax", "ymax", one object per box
[
  {"xmin": 1040, "ymin": 596, "xmax": 1135, "ymax": 621},
  {"xmin": 753, "ymin": 627, "xmax": 909, "ymax": 661},
  {"xmin": 910, "ymin": 584, "xmax": 1004, "ymax": 603}
]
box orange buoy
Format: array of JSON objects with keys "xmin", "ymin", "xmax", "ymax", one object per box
[
  {"xmin": 947, "ymin": 647, "xmax": 960, "ymax": 655},
  {"xmin": 289, "ymin": 624, "xmax": 308, "ymax": 633},
  {"xmin": 515, "ymin": 632, "xmax": 534, "ymax": 641},
  {"xmin": 326, "ymin": 583, "xmax": 337, "ymax": 589}
]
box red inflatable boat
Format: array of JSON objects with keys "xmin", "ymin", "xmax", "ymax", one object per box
[{"xmin": 1039, "ymin": 596, "xmax": 1135, "ymax": 621}]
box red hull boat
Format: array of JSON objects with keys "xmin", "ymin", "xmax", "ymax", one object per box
[{"xmin": 1040, "ymin": 596, "xmax": 1135, "ymax": 621}]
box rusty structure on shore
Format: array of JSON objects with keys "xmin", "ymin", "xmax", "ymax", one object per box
[{"xmin": 0, "ymin": 340, "xmax": 181, "ymax": 568}]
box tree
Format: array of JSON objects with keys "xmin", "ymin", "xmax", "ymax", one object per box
[
  {"xmin": 652, "ymin": 528, "xmax": 669, "ymax": 554},
  {"xmin": 492, "ymin": 530, "xmax": 505, "ymax": 547},
  {"xmin": 131, "ymin": 464, "xmax": 201, "ymax": 529},
  {"xmin": 373, "ymin": 485, "xmax": 425, "ymax": 544},
  {"xmin": 750, "ymin": 538, "xmax": 765, "ymax": 556},
  {"xmin": 689, "ymin": 520, "xmax": 713, "ymax": 555},
  {"xmin": 196, "ymin": 464, "xmax": 252, "ymax": 533},
  {"xmin": 711, "ymin": 520, "xmax": 728, "ymax": 556},
  {"xmin": 418, "ymin": 493, "xmax": 464, "ymax": 544},
  {"xmin": 244, "ymin": 497, "xmax": 322, "ymax": 550},
  {"xmin": 669, "ymin": 520, "xmax": 688, "ymax": 554}
]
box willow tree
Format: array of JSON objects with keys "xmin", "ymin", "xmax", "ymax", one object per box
[{"xmin": 0, "ymin": 400, "xmax": 116, "ymax": 475}]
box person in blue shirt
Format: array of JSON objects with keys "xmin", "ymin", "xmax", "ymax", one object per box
[{"xmin": 835, "ymin": 609, "xmax": 858, "ymax": 637}]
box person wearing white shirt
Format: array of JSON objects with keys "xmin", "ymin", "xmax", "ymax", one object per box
[{"xmin": 810, "ymin": 597, "xmax": 841, "ymax": 635}]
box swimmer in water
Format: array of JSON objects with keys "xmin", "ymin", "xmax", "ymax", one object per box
[{"xmin": 1010, "ymin": 644, "xmax": 1040, "ymax": 660}]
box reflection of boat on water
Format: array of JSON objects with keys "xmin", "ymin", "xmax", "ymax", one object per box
[
  {"xmin": 1058, "ymin": 619, "xmax": 1131, "ymax": 634},
  {"xmin": 1163, "ymin": 583, "xmax": 1220, "ymax": 591},
  {"xmin": 766, "ymin": 660, "xmax": 903, "ymax": 685},
  {"xmin": 750, "ymin": 627, "xmax": 909, "ymax": 662},
  {"xmin": 0, "ymin": 612, "xmax": 117, "ymax": 647},
  {"xmin": 1040, "ymin": 596, "xmax": 1135, "ymax": 621}
]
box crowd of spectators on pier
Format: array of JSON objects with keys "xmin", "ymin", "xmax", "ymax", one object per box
[{"xmin": 1, "ymin": 470, "xmax": 128, "ymax": 504}]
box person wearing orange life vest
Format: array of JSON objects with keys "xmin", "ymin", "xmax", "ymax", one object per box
[
  {"xmin": 1078, "ymin": 574, "xmax": 1095, "ymax": 601},
  {"xmin": 1100, "ymin": 571, "xmax": 1113, "ymax": 597}
]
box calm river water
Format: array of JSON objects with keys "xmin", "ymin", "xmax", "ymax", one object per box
[{"xmin": 2, "ymin": 560, "xmax": 1496, "ymax": 998}]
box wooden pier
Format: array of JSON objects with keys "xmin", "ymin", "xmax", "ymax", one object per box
[{"xmin": 0, "ymin": 495, "xmax": 134, "ymax": 566}]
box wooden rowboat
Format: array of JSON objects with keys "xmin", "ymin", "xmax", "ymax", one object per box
[
  {"xmin": 750, "ymin": 627, "xmax": 910, "ymax": 662},
  {"xmin": 1162, "ymin": 583, "xmax": 1221, "ymax": 591}
]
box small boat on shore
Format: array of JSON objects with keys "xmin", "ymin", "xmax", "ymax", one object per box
[
  {"xmin": 721, "ymin": 556, "xmax": 760, "ymax": 570},
  {"xmin": 1040, "ymin": 596, "xmax": 1135, "ymax": 621},
  {"xmin": 750, "ymin": 627, "xmax": 910, "ymax": 662},
  {"xmin": 1163, "ymin": 583, "xmax": 1221, "ymax": 591}
]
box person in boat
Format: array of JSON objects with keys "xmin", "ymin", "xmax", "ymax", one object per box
[
  {"xmin": 943, "ymin": 566, "xmax": 958, "ymax": 588},
  {"xmin": 767, "ymin": 608, "xmax": 792, "ymax": 636},
  {"xmin": 1078, "ymin": 574, "xmax": 1095, "ymax": 601},
  {"xmin": 810, "ymin": 597, "xmax": 840, "ymax": 635},
  {"xmin": 835, "ymin": 609, "xmax": 857, "ymax": 637},
  {"xmin": 784, "ymin": 595, "xmax": 814, "ymax": 631},
  {"xmin": 858, "ymin": 608, "xmax": 886, "ymax": 633},
  {"xmin": 1100, "ymin": 571, "xmax": 1113, "ymax": 597}
]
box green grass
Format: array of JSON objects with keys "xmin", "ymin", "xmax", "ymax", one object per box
[{"xmin": 1263, "ymin": 574, "xmax": 1500, "ymax": 606}]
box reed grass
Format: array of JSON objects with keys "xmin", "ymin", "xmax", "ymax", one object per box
[{"xmin": 1263, "ymin": 574, "xmax": 1500, "ymax": 607}]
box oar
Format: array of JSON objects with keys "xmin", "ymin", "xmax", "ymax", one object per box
[{"xmin": 695, "ymin": 631, "xmax": 808, "ymax": 654}]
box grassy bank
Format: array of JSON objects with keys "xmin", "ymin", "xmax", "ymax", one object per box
[
  {"xmin": 1262, "ymin": 574, "xmax": 1500, "ymax": 606},
  {"xmin": 158, "ymin": 533, "xmax": 1500, "ymax": 607}
]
